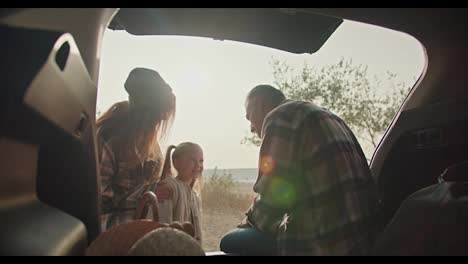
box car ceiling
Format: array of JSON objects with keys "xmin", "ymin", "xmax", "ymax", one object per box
[{"xmin": 108, "ymin": 8, "xmax": 343, "ymax": 54}]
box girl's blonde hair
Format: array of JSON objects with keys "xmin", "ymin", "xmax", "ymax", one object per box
[{"xmin": 160, "ymin": 143, "xmax": 204, "ymax": 195}]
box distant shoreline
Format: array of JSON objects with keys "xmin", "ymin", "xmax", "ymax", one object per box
[
  {"xmin": 205, "ymin": 168, "xmax": 257, "ymax": 171},
  {"xmin": 204, "ymin": 168, "xmax": 258, "ymax": 184}
]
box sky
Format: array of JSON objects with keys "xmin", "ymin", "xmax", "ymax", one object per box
[{"xmin": 97, "ymin": 19, "xmax": 426, "ymax": 169}]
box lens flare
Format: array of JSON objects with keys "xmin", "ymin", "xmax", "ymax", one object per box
[
  {"xmin": 259, "ymin": 156, "xmax": 274, "ymax": 175},
  {"xmin": 269, "ymin": 177, "xmax": 296, "ymax": 209}
]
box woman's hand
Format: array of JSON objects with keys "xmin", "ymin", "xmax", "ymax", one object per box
[
  {"xmin": 167, "ymin": 221, "xmax": 195, "ymax": 238},
  {"xmin": 155, "ymin": 182, "xmax": 172, "ymax": 201}
]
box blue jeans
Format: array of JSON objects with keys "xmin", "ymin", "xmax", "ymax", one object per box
[{"xmin": 219, "ymin": 228, "xmax": 277, "ymax": 256}]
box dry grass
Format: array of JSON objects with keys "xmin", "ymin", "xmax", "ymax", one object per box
[{"xmin": 200, "ymin": 171, "xmax": 255, "ymax": 252}]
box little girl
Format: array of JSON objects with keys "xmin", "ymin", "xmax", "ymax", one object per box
[{"xmin": 155, "ymin": 142, "xmax": 204, "ymax": 243}]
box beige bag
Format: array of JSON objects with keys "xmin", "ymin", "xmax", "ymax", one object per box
[{"xmin": 86, "ymin": 191, "xmax": 195, "ymax": 256}]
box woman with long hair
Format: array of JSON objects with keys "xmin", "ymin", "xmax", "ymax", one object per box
[{"xmin": 97, "ymin": 67, "xmax": 176, "ymax": 231}]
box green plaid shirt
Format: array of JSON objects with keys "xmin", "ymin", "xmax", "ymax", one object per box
[
  {"xmin": 99, "ymin": 137, "xmax": 162, "ymax": 231},
  {"xmin": 246, "ymin": 100, "xmax": 380, "ymax": 255}
]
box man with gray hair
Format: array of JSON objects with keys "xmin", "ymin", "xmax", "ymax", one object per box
[{"xmin": 220, "ymin": 85, "xmax": 380, "ymax": 256}]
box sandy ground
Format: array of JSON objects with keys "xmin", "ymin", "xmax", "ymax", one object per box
[
  {"xmin": 201, "ymin": 182, "xmax": 254, "ymax": 252},
  {"xmin": 201, "ymin": 208, "xmax": 246, "ymax": 252}
]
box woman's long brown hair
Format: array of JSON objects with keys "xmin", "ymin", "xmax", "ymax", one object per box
[{"xmin": 96, "ymin": 94, "xmax": 175, "ymax": 162}]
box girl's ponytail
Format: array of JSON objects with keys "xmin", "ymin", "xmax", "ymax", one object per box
[{"xmin": 160, "ymin": 145, "xmax": 176, "ymax": 180}]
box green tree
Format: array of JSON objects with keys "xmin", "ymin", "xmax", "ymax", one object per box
[{"xmin": 242, "ymin": 58, "xmax": 412, "ymax": 159}]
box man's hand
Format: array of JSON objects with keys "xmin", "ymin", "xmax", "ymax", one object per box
[{"xmin": 237, "ymin": 218, "xmax": 252, "ymax": 228}]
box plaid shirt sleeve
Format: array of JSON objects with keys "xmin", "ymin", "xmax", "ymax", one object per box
[
  {"xmin": 100, "ymin": 142, "xmax": 117, "ymax": 214},
  {"xmin": 246, "ymin": 108, "xmax": 301, "ymax": 234}
]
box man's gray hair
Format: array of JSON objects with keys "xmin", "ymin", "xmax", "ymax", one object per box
[{"xmin": 246, "ymin": 85, "xmax": 286, "ymax": 106}]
